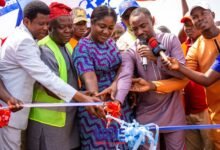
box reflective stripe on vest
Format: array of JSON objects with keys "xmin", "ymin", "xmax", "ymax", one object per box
[{"xmin": 29, "ymin": 36, "xmax": 72, "ymax": 127}]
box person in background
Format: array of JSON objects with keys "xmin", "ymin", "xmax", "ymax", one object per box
[
  {"xmin": 69, "ymin": 7, "xmax": 87, "ymax": 50},
  {"xmin": 111, "ymin": 22, "xmax": 125, "ymax": 41},
  {"xmin": 27, "ymin": 2, "xmax": 81, "ymax": 150},
  {"xmin": 117, "ymin": 0, "xmax": 139, "ymax": 51},
  {"xmin": 0, "ymin": 1, "xmax": 104, "ymax": 150},
  {"xmin": 179, "ymin": 3, "xmax": 220, "ymax": 148},
  {"xmin": 69, "ymin": 7, "xmax": 88, "ymax": 88},
  {"xmin": 73, "ymin": 5, "xmax": 133, "ymax": 149},
  {"xmin": 180, "ymin": 12, "xmax": 213, "ymax": 150},
  {"xmin": 114, "ymin": 0, "xmax": 140, "ymax": 112},
  {"xmin": 216, "ymin": 21, "xmax": 220, "ymax": 26},
  {"xmin": 83, "ymin": 20, "xmax": 91, "ymax": 38},
  {"xmin": 157, "ymin": 25, "xmax": 171, "ymax": 33},
  {"xmin": 178, "ymin": 0, "xmax": 189, "ymax": 43},
  {"xmin": 115, "ymin": 7, "xmax": 186, "ymax": 149}
]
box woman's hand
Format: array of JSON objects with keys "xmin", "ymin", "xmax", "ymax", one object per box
[
  {"xmin": 96, "ymin": 81, "xmax": 117, "ymax": 101},
  {"xmin": 84, "ymin": 95, "xmax": 106, "ymax": 119},
  {"xmin": 74, "ymin": 91, "xmax": 105, "ymax": 118}
]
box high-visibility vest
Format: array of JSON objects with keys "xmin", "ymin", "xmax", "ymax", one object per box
[{"xmin": 29, "ymin": 35, "xmax": 73, "ymax": 127}]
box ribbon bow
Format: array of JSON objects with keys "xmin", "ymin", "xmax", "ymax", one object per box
[
  {"xmin": 106, "ymin": 115, "xmax": 159, "ymax": 150},
  {"xmin": 0, "ymin": 104, "xmax": 11, "ymax": 128},
  {"xmin": 104, "ymin": 101, "xmax": 121, "ymax": 128}
]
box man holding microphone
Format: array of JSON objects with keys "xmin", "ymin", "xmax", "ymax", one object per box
[{"xmin": 114, "ymin": 7, "xmax": 186, "ymax": 149}]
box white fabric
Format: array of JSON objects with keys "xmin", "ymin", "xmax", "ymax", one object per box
[
  {"xmin": 0, "ymin": 23, "xmax": 77, "ymax": 130},
  {"xmin": 116, "ymin": 30, "xmax": 136, "ymax": 51},
  {"xmin": 0, "ymin": 126, "xmax": 22, "ymax": 150}
]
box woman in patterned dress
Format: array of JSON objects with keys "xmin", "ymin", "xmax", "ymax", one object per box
[{"xmin": 73, "ymin": 5, "xmax": 133, "ymax": 150}]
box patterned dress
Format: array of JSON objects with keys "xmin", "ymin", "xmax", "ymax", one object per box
[{"xmin": 73, "ymin": 37, "xmax": 133, "ymax": 149}]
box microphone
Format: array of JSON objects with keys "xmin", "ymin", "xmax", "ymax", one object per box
[
  {"xmin": 139, "ymin": 38, "xmax": 148, "ymax": 70},
  {"xmin": 147, "ymin": 37, "xmax": 169, "ymax": 62}
]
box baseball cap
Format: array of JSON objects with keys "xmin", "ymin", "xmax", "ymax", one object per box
[
  {"xmin": 189, "ymin": 1, "xmax": 211, "ymax": 15},
  {"xmin": 180, "ymin": 12, "xmax": 191, "ymax": 23},
  {"xmin": 119, "ymin": 0, "xmax": 139, "ymax": 17},
  {"xmin": 71, "ymin": 7, "xmax": 87, "ymax": 24}
]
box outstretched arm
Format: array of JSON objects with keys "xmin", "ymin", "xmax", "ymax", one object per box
[
  {"xmin": 178, "ymin": 0, "xmax": 189, "ymax": 43},
  {"xmin": 181, "ymin": 0, "xmax": 189, "ymax": 16},
  {"xmin": 115, "ymin": 51, "xmax": 135, "ymax": 104},
  {"xmin": 180, "ymin": 65, "xmax": 220, "ymax": 86},
  {"xmin": 96, "ymin": 66, "xmax": 121, "ymax": 100},
  {"xmin": 130, "ymin": 77, "xmax": 188, "ymax": 94},
  {"xmin": 166, "ymin": 57, "xmax": 220, "ymax": 86}
]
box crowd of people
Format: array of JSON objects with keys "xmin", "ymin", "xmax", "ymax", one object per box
[{"xmin": 0, "ymin": 0, "xmax": 220, "ymax": 150}]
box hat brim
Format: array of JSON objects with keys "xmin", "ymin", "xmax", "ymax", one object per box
[
  {"xmin": 120, "ymin": 6, "xmax": 138, "ymax": 17},
  {"xmin": 180, "ymin": 17, "xmax": 192, "ymax": 23},
  {"xmin": 190, "ymin": 6, "xmax": 210, "ymax": 15},
  {"xmin": 73, "ymin": 18, "xmax": 87, "ymax": 24}
]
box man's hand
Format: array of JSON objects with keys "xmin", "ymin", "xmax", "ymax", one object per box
[
  {"xmin": 162, "ymin": 57, "xmax": 181, "ymax": 70},
  {"xmin": 6, "ymin": 97, "xmax": 23, "ymax": 112},
  {"xmin": 130, "ymin": 78, "xmax": 156, "ymax": 92},
  {"xmin": 84, "ymin": 95, "xmax": 106, "ymax": 119},
  {"xmin": 73, "ymin": 92, "xmax": 106, "ymax": 119},
  {"xmin": 96, "ymin": 82, "xmax": 117, "ymax": 101},
  {"xmin": 137, "ymin": 45, "xmax": 157, "ymax": 61}
]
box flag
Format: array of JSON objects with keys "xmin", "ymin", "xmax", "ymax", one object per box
[
  {"xmin": 16, "ymin": 0, "xmax": 32, "ymax": 26},
  {"xmin": 0, "ymin": 0, "xmax": 5, "ymax": 7}
]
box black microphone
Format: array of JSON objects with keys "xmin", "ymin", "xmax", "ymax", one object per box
[{"xmin": 139, "ymin": 38, "xmax": 148, "ymax": 70}]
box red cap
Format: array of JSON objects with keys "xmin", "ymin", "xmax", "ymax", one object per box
[
  {"xmin": 0, "ymin": 0, "xmax": 6, "ymax": 7},
  {"xmin": 180, "ymin": 12, "xmax": 192, "ymax": 23},
  {"xmin": 49, "ymin": 2, "xmax": 72, "ymax": 20}
]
